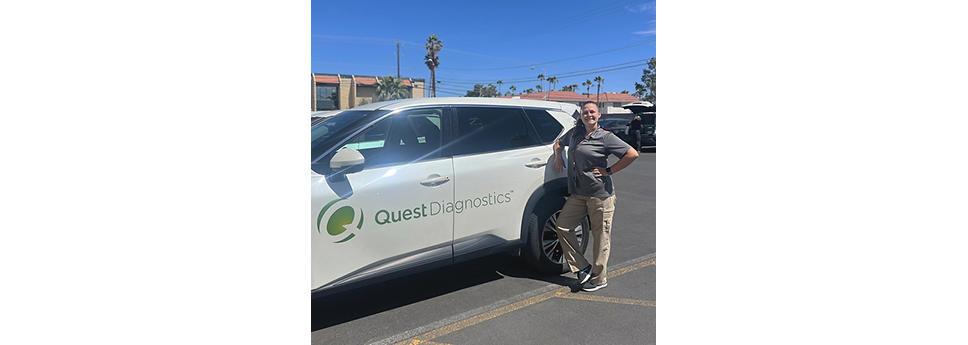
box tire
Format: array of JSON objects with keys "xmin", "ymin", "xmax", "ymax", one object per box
[{"xmin": 524, "ymin": 197, "xmax": 591, "ymax": 274}]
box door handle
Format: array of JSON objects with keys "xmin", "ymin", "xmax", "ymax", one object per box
[
  {"xmin": 420, "ymin": 175, "xmax": 451, "ymax": 187},
  {"xmin": 525, "ymin": 160, "xmax": 548, "ymax": 168}
]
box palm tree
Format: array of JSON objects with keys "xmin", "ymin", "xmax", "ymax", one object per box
[
  {"xmin": 376, "ymin": 76, "xmax": 409, "ymax": 101},
  {"xmin": 508, "ymin": 85, "xmax": 517, "ymax": 96},
  {"xmin": 594, "ymin": 76, "xmax": 604, "ymax": 103},
  {"xmin": 583, "ymin": 79, "xmax": 592, "ymax": 95},
  {"xmin": 535, "ymin": 84, "xmax": 543, "ymax": 93},
  {"xmin": 524, "ymin": 88, "xmax": 534, "ymax": 94},
  {"xmin": 496, "ymin": 80, "xmax": 503, "ymax": 95},
  {"xmin": 424, "ymin": 34, "xmax": 443, "ymax": 97},
  {"xmin": 546, "ymin": 76, "xmax": 558, "ymax": 98},
  {"xmin": 537, "ymin": 73, "xmax": 545, "ymax": 91}
]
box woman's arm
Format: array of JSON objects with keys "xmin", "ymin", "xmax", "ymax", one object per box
[
  {"xmin": 591, "ymin": 148, "xmax": 639, "ymax": 177},
  {"xmin": 552, "ymin": 139, "xmax": 565, "ymax": 172}
]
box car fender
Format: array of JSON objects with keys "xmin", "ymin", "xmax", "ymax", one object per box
[{"xmin": 518, "ymin": 177, "xmax": 569, "ymax": 247}]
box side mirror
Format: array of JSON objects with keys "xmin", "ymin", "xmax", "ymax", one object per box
[{"xmin": 330, "ymin": 147, "xmax": 365, "ymax": 172}]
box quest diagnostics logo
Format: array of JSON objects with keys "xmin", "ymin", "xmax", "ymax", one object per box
[
  {"xmin": 317, "ymin": 190, "xmax": 514, "ymax": 244},
  {"xmin": 316, "ymin": 199, "xmax": 364, "ymax": 243}
]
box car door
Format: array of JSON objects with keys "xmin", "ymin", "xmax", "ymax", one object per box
[
  {"xmin": 448, "ymin": 106, "xmax": 552, "ymax": 255},
  {"xmin": 311, "ymin": 107, "xmax": 453, "ymax": 291}
]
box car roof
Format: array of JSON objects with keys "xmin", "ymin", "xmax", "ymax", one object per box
[
  {"xmin": 351, "ymin": 97, "xmax": 578, "ymax": 112},
  {"xmin": 311, "ymin": 110, "xmax": 342, "ymax": 118}
]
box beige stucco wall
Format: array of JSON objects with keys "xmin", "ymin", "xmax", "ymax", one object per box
[
  {"xmin": 314, "ymin": 74, "xmax": 427, "ymax": 109},
  {"xmin": 355, "ymin": 85, "xmax": 376, "ymax": 107},
  {"xmin": 338, "ymin": 76, "xmax": 352, "ymax": 110},
  {"xmin": 411, "ymin": 81, "xmax": 424, "ymax": 98}
]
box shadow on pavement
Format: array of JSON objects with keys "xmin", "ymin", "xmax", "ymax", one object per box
[{"xmin": 311, "ymin": 254, "xmax": 575, "ymax": 331}]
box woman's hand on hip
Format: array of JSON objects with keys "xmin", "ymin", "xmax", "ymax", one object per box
[{"xmin": 591, "ymin": 167, "xmax": 608, "ymax": 177}]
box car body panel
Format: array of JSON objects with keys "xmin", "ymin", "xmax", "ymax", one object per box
[
  {"xmin": 311, "ymin": 98, "xmax": 577, "ymax": 292},
  {"xmin": 311, "ymin": 158, "xmax": 454, "ymax": 290}
]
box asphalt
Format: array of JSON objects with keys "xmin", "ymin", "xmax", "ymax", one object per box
[{"xmin": 312, "ymin": 152, "xmax": 656, "ymax": 345}]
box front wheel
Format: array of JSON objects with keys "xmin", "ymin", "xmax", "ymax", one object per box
[{"xmin": 524, "ymin": 201, "xmax": 591, "ymax": 274}]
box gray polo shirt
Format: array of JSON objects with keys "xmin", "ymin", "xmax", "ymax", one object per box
[{"xmin": 559, "ymin": 126, "xmax": 633, "ymax": 198}]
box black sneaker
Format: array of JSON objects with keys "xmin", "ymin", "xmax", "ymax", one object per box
[
  {"xmin": 581, "ymin": 281, "xmax": 608, "ymax": 292},
  {"xmin": 576, "ymin": 266, "xmax": 593, "ymax": 285}
]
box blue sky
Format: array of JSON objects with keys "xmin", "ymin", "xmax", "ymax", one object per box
[{"xmin": 312, "ymin": 0, "xmax": 655, "ymax": 96}]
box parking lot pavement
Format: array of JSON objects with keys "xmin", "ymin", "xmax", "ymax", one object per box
[
  {"xmin": 312, "ymin": 153, "xmax": 655, "ymax": 345},
  {"xmin": 385, "ymin": 256, "xmax": 655, "ymax": 345}
]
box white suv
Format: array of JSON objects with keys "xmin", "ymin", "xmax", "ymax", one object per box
[{"xmin": 312, "ymin": 97, "xmax": 590, "ymax": 295}]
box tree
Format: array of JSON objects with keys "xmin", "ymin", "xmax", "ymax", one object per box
[
  {"xmin": 465, "ymin": 83, "xmax": 499, "ymax": 97},
  {"xmin": 537, "ymin": 73, "xmax": 545, "ymax": 91},
  {"xmin": 508, "ymin": 85, "xmax": 517, "ymax": 96},
  {"xmin": 524, "ymin": 88, "xmax": 534, "ymax": 94},
  {"xmin": 546, "ymin": 76, "xmax": 558, "ymax": 96},
  {"xmin": 424, "ymin": 34, "xmax": 443, "ymax": 97},
  {"xmin": 376, "ymin": 76, "xmax": 409, "ymax": 101},
  {"xmin": 582, "ymin": 79, "xmax": 592, "ymax": 95},
  {"xmin": 594, "ymin": 76, "xmax": 604, "ymax": 103},
  {"xmin": 535, "ymin": 84, "xmax": 543, "ymax": 92},
  {"xmin": 634, "ymin": 57, "xmax": 656, "ymax": 104},
  {"xmin": 496, "ymin": 80, "xmax": 503, "ymax": 95},
  {"xmin": 561, "ymin": 84, "xmax": 578, "ymax": 92}
]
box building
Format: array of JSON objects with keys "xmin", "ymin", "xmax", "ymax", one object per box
[
  {"xmin": 312, "ymin": 73, "xmax": 425, "ymax": 111},
  {"xmin": 506, "ymin": 91, "xmax": 640, "ymax": 114}
]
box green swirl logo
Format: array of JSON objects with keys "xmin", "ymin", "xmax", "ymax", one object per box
[{"xmin": 316, "ymin": 199, "xmax": 364, "ymax": 243}]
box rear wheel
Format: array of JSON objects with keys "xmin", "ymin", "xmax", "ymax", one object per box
[{"xmin": 524, "ymin": 199, "xmax": 591, "ymax": 274}]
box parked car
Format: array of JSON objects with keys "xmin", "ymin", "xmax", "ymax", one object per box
[
  {"xmin": 312, "ymin": 110, "xmax": 342, "ymax": 125},
  {"xmin": 311, "ymin": 97, "xmax": 590, "ymax": 296},
  {"xmin": 599, "ymin": 116, "xmax": 655, "ymax": 150},
  {"xmin": 620, "ymin": 102, "xmax": 656, "ymax": 149}
]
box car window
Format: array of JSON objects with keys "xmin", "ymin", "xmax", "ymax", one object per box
[
  {"xmin": 340, "ymin": 108, "xmax": 443, "ymax": 169},
  {"xmin": 311, "ymin": 110, "xmax": 389, "ymax": 166},
  {"xmin": 524, "ymin": 109, "xmax": 564, "ymax": 144},
  {"xmin": 449, "ymin": 107, "xmax": 540, "ymax": 156}
]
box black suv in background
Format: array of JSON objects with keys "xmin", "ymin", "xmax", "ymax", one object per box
[{"xmin": 601, "ymin": 104, "xmax": 656, "ymax": 151}]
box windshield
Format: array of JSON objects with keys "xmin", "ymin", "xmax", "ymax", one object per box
[{"xmin": 311, "ymin": 110, "xmax": 390, "ymax": 164}]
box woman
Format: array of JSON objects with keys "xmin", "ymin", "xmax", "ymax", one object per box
[{"xmin": 552, "ymin": 100, "xmax": 639, "ymax": 292}]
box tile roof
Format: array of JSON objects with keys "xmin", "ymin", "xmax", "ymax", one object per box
[
  {"xmin": 313, "ymin": 73, "xmax": 425, "ymax": 87},
  {"xmin": 510, "ymin": 91, "xmax": 640, "ymax": 103},
  {"xmin": 354, "ymin": 76, "xmax": 378, "ymax": 86},
  {"xmin": 313, "ymin": 75, "xmax": 340, "ymax": 84}
]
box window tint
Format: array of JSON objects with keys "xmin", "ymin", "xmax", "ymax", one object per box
[
  {"xmin": 450, "ymin": 107, "xmax": 540, "ymax": 155},
  {"xmin": 315, "ymin": 85, "xmax": 338, "ymax": 110},
  {"xmin": 524, "ymin": 109, "xmax": 564, "ymax": 144},
  {"xmin": 311, "ymin": 110, "xmax": 389, "ymax": 166},
  {"xmin": 340, "ymin": 108, "xmax": 443, "ymax": 169}
]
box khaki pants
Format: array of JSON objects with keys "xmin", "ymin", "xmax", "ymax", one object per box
[{"xmin": 554, "ymin": 194, "xmax": 616, "ymax": 284}]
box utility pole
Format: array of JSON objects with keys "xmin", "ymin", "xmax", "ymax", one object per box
[{"xmin": 396, "ymin": 41, "xmax": 400, "ymax": 79}]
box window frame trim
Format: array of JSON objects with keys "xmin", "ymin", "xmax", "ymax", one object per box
[
  {"xmin": 444, "ymin": 105, "xmax": 552, "ymax": 158},
  {"xmin": 313, "ymin": 103, "xmax": 564, "ymax": 174},
  {"xmin": 522, "ymin": 108, "xmax": 565, "ymax": 145}
]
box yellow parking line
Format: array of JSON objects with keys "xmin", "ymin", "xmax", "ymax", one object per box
[
  {"xmin": 395, "ymin": 289, "xmax": 561, "ymax": 345},
  {"xmin": 554, "ymin": 291, "xmax": 656, "ymax": 307},
  {"xmin": 404, "ymin": 340, "xmax": 452, "ymax": 345},
  {"xmin": 394, "ymin": 255, "xmax": 655, "ymax": 345},
  {"xmin": 607, "ymin": 256, "xmax": 655, "ymax": 277}
]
